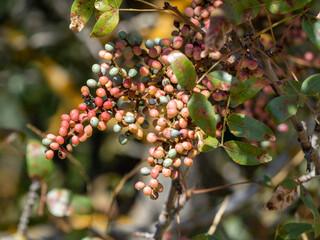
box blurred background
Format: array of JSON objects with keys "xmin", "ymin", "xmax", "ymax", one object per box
[{"xmin": 1, "ymin": 0, "xmax": 320, "ymax": 239}]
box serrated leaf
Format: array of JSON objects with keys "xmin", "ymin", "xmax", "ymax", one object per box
[
  {"xmin": 192, "ymin": 233, "xmax": 219, "ymax": 240},
  {"xmin": 266, "ymin": 95, "xmax": 298, "ymax": 123},
  {"xmin": 227, "ymin": 113, "xmax": 275, "ymax": 141},
  {"xmin": 26, "ymin": 139, "xmax": 53, "ymax": 181},
  {"xmin": 199, "ymin": 135, "xmax": 220, "ymax": 152},
  {"xmin": 70, "ymin": 0, "xmax": 95, "ymax": 33},
  {"xmin": 223, "ymin": 140, "xmax": 272, "ymax": 165},
  {"xmin": 188, "ymin": 92, "xmax": 216, "ymax": 137},
  {"xmin": 264, "ymin": 178, "xmax": 298, "ymax": 211},
  {"xmin": 302, "ymin": 14, "xmax": 320, "ymax": 50},
  {"xmin": 207, "ymin": 71, "xmax": 244, "ymax": 94},
  {"xmin": 231, "ymin": 77, "xmax": 266, "ymax": 104},
  {"xmin": 301, "ymin": 73, "xmax": 320, "ymax": 96},
  {"xmin": 90, "ymin": 0, "xmax": 122, "ymax": 37},
  {"xmin": 278, "ymin": 223, "xmax": 313, "ymax": 239},
  {"xmin": 168, "ymin": 52, "xmax": 196, "ymax": 90}
]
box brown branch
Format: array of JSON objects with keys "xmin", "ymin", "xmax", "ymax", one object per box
[
  {"xmin": 245, "ymin": 20, "xmax": 320, "ymax": 175},
  {"xmin": 153, "ymin": 179, "xmax": 179, "ymax": 240}
]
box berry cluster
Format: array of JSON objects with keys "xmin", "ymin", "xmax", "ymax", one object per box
[{"xmin": 43, "ymin": 0, "xmax": 277, "ymax": 199}]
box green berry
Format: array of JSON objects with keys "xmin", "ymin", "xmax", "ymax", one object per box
[
  {"xmin": 105, "ymin": 42, "xmax": 114, "ymax": 52},
  {"xmin": 170, "ymin": 129, "xmax": 179, "ymax": 138},
  {"xmin": 86, "ymin": 79, "xmax": 97, "ymax": 88},
  {"xmin": 118, "ymin": 30, "xmax": 127, "ymax": 40},
  {"xmin": 140, "ymin": 167, "xmax": 151, "ymax": 176},
  {"xmin": 162, "ymin": 78, "xmax": 170, "ymax": 87},
  {"xmin": 42, "ymin": 138, "xmax": 52, "ymax": 146},
  {"xmin": 118, "ymin": 134, "xmax": 128, "ymax": 145},
  {"xmin": 109, "ymin": 67, "xmax": 119, "ymax": 76},
  {"xmin": 163, "ymin": 158, "xmax": 173, "ymax": 167},
  {"xmin": 92, "ymin": 64, "xmax": 101, "ymax": 73},
  {"xmin": 177, "ymin": 84, "xmax": 183, "ymax": 91},
  {"xmin": 159, "ymin": 96, "xmax": 169, "ymax": 105},
  {"xmin": 90, "ymin": 117, "xmax": 99, "ymax": 127},
  {"xmin": 168, "ymin": 149, "xmax": 177, "ymax": 158},
  {"xmin": 145, "ymin": 39, "xmax": 155, "ymax": 49},
  {"xmin": 154, "ymin": 38, "xmax": 161, "ymax": 45},
  {"xmin": 113, "ymin": 123, "xmax": 122, "ymax": 132},
  {"xmin": 124, "ymin": 115, "xmax": 135, "ymax": 124},
  {"xmin": 128, "ymin": 68, "xmax": 138, "ymax": 77}
]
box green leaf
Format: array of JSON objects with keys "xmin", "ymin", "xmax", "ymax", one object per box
[
  {"xmin": 188, "ymin": 92, "xmax": 216, "ymax": 137},
  {"xmin": 264, "ymin": 0, "xmax": 312, "ymax": 14},
  {"xmin": 278, "ymin": 223, "xmax": 313, "ymax": 239},
  {"xmin": 301, "ymin": 73, "xmax": 320, "ymax": 96},
  {"xmin": 223, "ymin": 140, "xmax": 272, "ymax": 165},
  {"xmin": 231, "ymin": 77, "xmax": 266, "ymax": 105},
  {"xmin": 266, "ymin": 95, "xmax": 298, "ymax": 123},
  {"xmin": 168, "ymin": 52, "xmax": 197, "ymax": 90},
  {"xmin": 300, "ymin": 185, "xmax": 320, "ymax": 238},
  {"xmin": 199, "ymin": 135, "xmax": 220, "ymax": 152},
  {"xmin": 302, "ymin": 14, "xmax": 320, "ymax": 50},
  {"xmin": 192, "ymin": 233, "xmax": 219, "ymax": 240},
  {"xmin": 279, "ymin": 178, "xmax": 298, "ymax": 191},
  {"xmin": 90, "ymin": 0, "xmax": 122, "ymax": 37},
  {"xmin": 227, "ymin": 113, "xmax": 276, "ymax": 141},
  {"xmin": 233, "ymin": 0, "xmax": 261, "ymax": 20},
  {"xmin": 26, "ymin": 139, "xmax": 53, "ymax": 181},
  {"xmin": 207, "ymin": 71, "xmax": 245, "ymax": 94},
  {"xmin": 70, "ymin": 0, "xmax": 95, "ymax": 32}
]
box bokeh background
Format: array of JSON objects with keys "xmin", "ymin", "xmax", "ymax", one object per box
[{"xmin": 1, "ymin": 0, "xmax": 320, "ymax": 239}]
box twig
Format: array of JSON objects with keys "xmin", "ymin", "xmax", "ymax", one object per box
[
  {"xmin": 17, "ymin": 179, "xmax": 41, "ymax": 236},
  {"xmin": 192, "ymin": 181, "xmax": 255, "ymax": 195},
  {"xmin": 106, "ymin": 161, "xmax": 145, "ymax": 230},
  {"xmin": 298, "ymin": 168, "xmax": 318, "ymax": 183},
  {"xmin": 245, "ymin": 20, "xmax": 320, "ymax": 175},
  {"xmin": 176, "ymin": 194, "xmax": 181, "ymax": 239},
  {"xmin": 207, "ymin": 196, "xmax": 230, "ymax": 235},
  {"xmin": 153, "ymin": 179, "xmax": 179, "ymax": 240},
  {"xmin": 163, "ymin": 2, "xmax": 204, "ymax": 35}
]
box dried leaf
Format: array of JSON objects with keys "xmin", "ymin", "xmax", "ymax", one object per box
[{"xmin": 264, "ymin": 178, "xmax": 298, "ymax": 211}]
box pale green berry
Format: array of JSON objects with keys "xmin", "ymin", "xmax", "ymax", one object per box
[
  {"xmin": 105, "ymin": 42, "xmax": 114, "ymax": 52},
  {"xmin": 90, "ymin": 117, "xmax": 99, "ymax": 127},
  {"xmin": 163, "ymin": 158, "xmax": 173, "ymax": 167},
  {"xmin": 140, "ymin": 167, "xmax": 151, "ymax": 176},
  {"xmin": 168, "ymin": 149, "xmax": 177, "ymax": 158},
  {"xmin": 124, "ymin": 115, "xmax": 135, "ymax": 124},
  {"xmin": 42, "ymin": 138, "xmax": 52, "ymax": 146},
  {"xmin": 109, "ymin": 67, "xmax": 119, "ymax": 76},
  {"xmin": 86, "ymin": 79, "xmax": 97, "ymax": 88},
  {"xmin": 92, "ymin": 64, "xmax": 101, "ymax": 73},
  {"xmin": 170, "ymin": 129, "xmax": 179, "ymax": 138},
  {"xmin": 113, "ymin": 123, "xmax": 122, "ymax": 132}
]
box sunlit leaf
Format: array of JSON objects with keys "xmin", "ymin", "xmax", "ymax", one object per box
[
  {"xmin": 266, "ymin": 95, "xmax": 298, "ymax": 123},
  {"xmin": 223, "ymin": 140, "xmax": 272, "ymax": 165},
  {"xmin": 70, "ymin": 0, "xmax": 95, "ymax": 33},
  {"xmin": 90, "ymin": 0, "xmax": 122, "ymax": 37},
  {"xmin": 302, "ymin": 14, "xmax": 320, "ymax": 50},
  {"xmin": 264, "ymin": 178, "xmax": 298, "ymax": 211},
  {"xmin": 26, "ymin": 139, "xmax": 53, "ymax": 181},
  {"xmin": 301, "ymin": 73, "xmax": 320, "ymax": 96},
  {"xmin": 188, "ymin": 92, "xmax": 216, "ymax": 137},
  {"xmin": 168, "ymin": 52, "xmax": 197, "ymax": 90},
  {"xmin": 228, "ymin": 113, "xmax": 276, "ymax": 141},
  {"xmin": 278, "ymin": 223, "xmax": 313, "ymax": 239},
  {"xmin": 199, "ymin": 135, "xmax": 220, "ymax": 152}
]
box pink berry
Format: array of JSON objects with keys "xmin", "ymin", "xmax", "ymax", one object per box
[
  {"xmin": 135, "ymin": 181, "xmax": 145, "ymax": 190},
  {"xmin": 45, "ymin": 150, "xmax": 54, "ymax": 160}
]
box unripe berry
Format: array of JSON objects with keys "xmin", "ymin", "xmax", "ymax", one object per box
[
  {"xmin": 45, "ymin": 150, "xmax": 54, "ymax": 160},
  {"xmin": 149, "ymin": 179, "xmax": 159, "ymax": 188},
  {"xmin": 184, "ymin": 157, "xmax": 194, "ymax": 166},
  {"xmin": 147, "ymin": 133, "xmax": 158, "ymax": 143},
  {"xmin": 162, "ymin": 167, "xmax": 172, "ymax": 177},
  {"xmin": 50, "ymin": 142, "xmax": 60, "ymax": 151},
  {"xmin": 163, "ymin": 158, "xmax": 173, "ymax": 167},
  {"xmin": 150, "ymin": 168, "xmax": 160, "ymax": 179},
  {"xmin": 90, "ymin": 117, "xmax": 99, "ymax": 127},
  {"xmin": 172, "ymin": 158, "xmax": 182, "ymax": 168},
  {"xmin": 141, "ymin": 167, "xmax": 151, "ymax": 176},
  {"xmin": 84, "ymin": 125, "xmax": 93, "ymax": 136},
  {"xmin": 135, "ymin": 181, "xmax": 145, "ymax": 190},
  {"xmin": 143, "ymin": 186, "xmax": 153, "ymax": 196},
  {"xmin": 118, "ymin": 134, "xmax": 128, "ymax": 145}
]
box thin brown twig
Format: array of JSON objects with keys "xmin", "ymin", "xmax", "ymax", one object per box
[
  {"xmin": 207, "ymin": 196, "xmax": 230, "ymax": 235},
  {"xmin": 192, "ymin": 180, "xmax": 255, "ymax": 195},
  {"xmin": 106, "ymin": 161, "xmax": 145, "ymax": 230}
]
